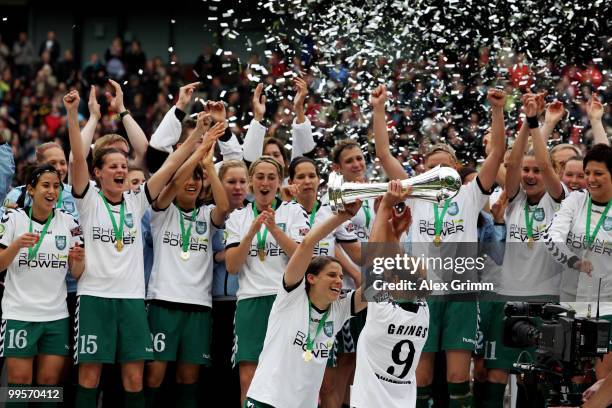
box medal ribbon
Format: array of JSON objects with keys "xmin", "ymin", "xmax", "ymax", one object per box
[
  {"xmin": 309, "ymin": 201, "xmax": 319, "ymax": 226},
  {"xmin": 99, "ymin": 192, "xmax": 125, "ymax": 247},
  {"xmin": 433, "ymin": 199, "xmax": 451, "ymax": 241},
  {"xmin": 524, "ymin": 202, "xmax": 537, "ymax": 242},
  {"xmin": 27, "ymin": 206, "xmax": 53, "ymax": 261},
  {"xmin": 585, "ymin": 195, "xmax": 612, "ymax": 249},
  {"xmin": 252, "ymin": 199, "xmax": 278, "ymax": 255},
  {"xmin": 179, "ymin": 207, "xmax": 199, "ymax": 253},
  {"xmin": 362, "ymin": 200, "xmax": 371, "ymax": 229},
  {"xmin": 306, "ymin": 299, "xmax": 330, "ymax": 353}
]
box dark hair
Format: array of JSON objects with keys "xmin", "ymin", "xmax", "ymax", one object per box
[
  {"xmin": 16, "ymin": 164, "xmax": 61, "ymax": 208},
  {"xmin": 331, "ymin": 139, "xmax": 361, "ymax": 164},
  {"xmin": 263, "ymin": 138, "xmax": 289, "ymax": 170},
  {"xmin": 93, "ymin": 147, "xmax": 129, "ymax": 170},
  {"xmin": 305, "ymin": 256, "xmax": 341, "ymax": 292},
  {"xmin": 584, "ymin": 144, "xmax": 612, "ymax": 175},
  {"xmin": 288, "ymin": 156, "xmax": 319, "ymax": 180},
  {"xmin": 458, "ymin": 166, "xmax": 477, "ymax": 184}
]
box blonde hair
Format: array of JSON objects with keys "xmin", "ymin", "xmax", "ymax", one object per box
[
  {"xmin": 248, "ymin": 156, "xmax": 284, "ymax": 180},
  {"xmin": 35, "ymin": 142, "xmax": 64, "ymax": 164},
  {"xmin": 218, "ymin": 160, "xmax": 248, "ymax": 181},
  {"xmin": 93, "ymin": 134, "xmax": 129, "ymax": 156}
]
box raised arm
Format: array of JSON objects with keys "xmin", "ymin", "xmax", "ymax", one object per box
[
  {"xmin": 243, "ymin": 84, "xmax": 267, "ymax": 163},
  {"xmin": 587, "ymin": 94, "xmax": 609, "ymax": 146},
  {"xmin": 64, "ymin": 90, "xmax": 89, "ymax": 196},
  {"xmin": 372, "ymin": 84, "xmax": 409, "ymax": 180},
  {"xmin": 80, "ymin": 85, "xmax": 101, "ymax": 158},
  {"xmin": 154, "ymin": 119, "xmax": 223, "ymax": 210},
  {"xmin": 477, "ymin": 88, "xmax": 507, "ymax": 192},
  {"xmin": 203, "ymin": 138, "xmax": 230, "ymax": 226},
  {"xmin": 290, "ymin": 77, "xmax": 316, "ymax": 160},
  {"xmin": 540, "ymin": 100, "xmax": 565, "ymax": 143},
  {"xmin": 107, "ymin": 79, "xmax": 148, "ymax": 168},
  {"xmin": 146, "ymin": 112, "xmax": 216, "ymax": 201},
  {"xmin": 283, "ymin": 205, "xmax": 358, "ymax": 288},
  {"xmin": 531, "ymin": 122, "xmax": 564, "ymax": 201},
  {"xmin": 505, "ymin": 97, "xmax": 533, "ymax": 200}
]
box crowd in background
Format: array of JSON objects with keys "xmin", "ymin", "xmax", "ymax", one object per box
[{"xmin": 0, "ymin": 31, "xmax": 610, "ymax": 187}]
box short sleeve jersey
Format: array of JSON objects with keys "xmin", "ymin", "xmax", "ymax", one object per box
[
  {"xmin": 499, "ymin": 189, "xmax": 563, "ymax": 296},
  {"xmin": 247, "ymin": 279, "xmax": 354, "ymax": 408},
  {"xmin": 147, "ymin": 203, "xmax": 218, "ymax": 307},
  {"xmin": 74, "ymin": 181, "xmax": 150, "ymax": 299},
  {"xmin": 288, "ymin": 201, "xmax": 358, "ymax": 258},
  {"xmin": 225, "ymin": 200, "xmax": 309, "ymax": 300},
  {"xmin": 0, "ymin": 208, "xmax": 83, "ymax": 321},
  {"xmin": 351, "ymin": 298, "xmax": 429, "ymax": 408}
]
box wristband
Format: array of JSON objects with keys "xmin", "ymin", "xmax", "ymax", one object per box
[
  {"xmin": 526, "ymin": 116, "xmax": 539, "ymax": 129},
  {"xmin": 119, "ymin": 110, "xmax": 130, "ymax": 119}
]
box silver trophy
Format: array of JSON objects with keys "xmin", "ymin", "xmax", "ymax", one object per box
[{"xmin": 327, "ymin": 165, "xmax": 462, "ymax": 213}]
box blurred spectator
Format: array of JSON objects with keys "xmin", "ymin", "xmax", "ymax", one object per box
[
  {"xmin": 105, "ymin": 36, "xmax": 125, "ymax": 79},
  {"xmin": 12, "ymin": 32, "xmax": 36, "ymax": 77},
  {"xmin": 38, "ymin": 30, "xmax": 61, "ymax": 65},
  {"xmin": 124, "ymin": 40, "xmax": 147, "ymax": 76},
  {"xmin": 0, "ymin": 35, "xmax": 10, "ymax": 73}
]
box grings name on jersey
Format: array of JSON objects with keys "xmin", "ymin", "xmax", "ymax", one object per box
[{"xmin": 387, "ymin": 324, "xmax": 428, "ymax": 338}]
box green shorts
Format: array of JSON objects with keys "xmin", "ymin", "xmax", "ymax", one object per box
[
  {"xmin": 75, "ymin": 295, "xmax": 153, "ymax": 364},
  {"xmin": 474, "ymin": 301, "xmax": 494, "ymax": 357},
  {"xmin": 0, "ymin": 318, "xmax": 69, "ymax": 357},
  {"xmin": 147, "ymin": 303, "xmax": 212, "ymax": 365},
  {"xmin": 233, "ymin": 295, "xmax": 275, "ymax": 365},
  {"xmin": 423, "ymin": 299, "xmax": 478, "ymax": 352},
  {"xmin": 481, "ymin": 302, "xmax": 535, "ymax": 370}
]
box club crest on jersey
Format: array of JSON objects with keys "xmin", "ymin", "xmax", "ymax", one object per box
[
  {"xmin": 196, "ymin": 221, "xmax": 207, "ymax": 234},
  {"xmin": 604, "ymin": 217, "xmax": 612, "ymax": 232},
  {"xmin": 55, "ymin": 235, "xmax": 67, "ymax": 250},
  {"xmin": 324, "ymin": 321, "xmax": 334, "ymax": 337},
  {"xmin": 447, "ymin": 202, "xmax": 459, "ymax": 216},
  {"xmin": 277, "ymin": 223, "xmax": 286, "ymax": 232},
  {"xmin": 533, "ymin": 208, "xmax": 545, "ymax": 222},
  {"xmin": 63, "ymin": 201, "xmax": 75, "ymax": 213},
  {"xmin": 125, "ymin": 213, "xmax": 134, "ymax": 228}
]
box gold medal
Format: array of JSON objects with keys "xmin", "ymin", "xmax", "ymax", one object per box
[
  {"xmin": 527, "ymin": 237, "xmax": 534, "ymax": 249},
  {"xmin": 116, "ymin": 240, "xmax": 124, "ymax": 252},
  {"xmin": 303, "ymin": 350, "xmax": 313, "ymax": 362},
  {"xmin": 433, "ymin": 235, "xmax": 442, "ymax": 247},
  {"xmin": 180, "ymin": 251, "xmax": 190, "ymax": 261},
  {"xmin": 258, "ymin": 248, "xmax": 266, "ymax": 261}
]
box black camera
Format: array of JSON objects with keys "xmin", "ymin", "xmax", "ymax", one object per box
[{"xmin": 503, "ymin": 302, "xmax": 610, "ymax": 406}]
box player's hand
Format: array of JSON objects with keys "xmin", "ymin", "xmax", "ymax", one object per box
[
  {"xmin": 177, "ymin": 81, "xmax": 200, "ymax": 111},
  {"xmin": 252, "ymin": 83, "xmax": 266, "ymax": 122},
  {"xmin": 88, "ymin": 86, "xmax": 101, "ymax": 119},
  {"xmin": 68, "ymin": 246, "xmax": 85, "ymax": 263},
  {"xmin": 106, "ymin": 79, "xmax": 125, "ymax": 113},
  {"xmin": 14, "ymin": 233, "xmax": 39, "ymax": 249}
]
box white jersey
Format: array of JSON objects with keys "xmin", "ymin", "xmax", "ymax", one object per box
[
  {"xmin": 499, "ymin": 189, "xmax": 564, "ymax": 297},
  {"xmin": 351, "ymin": 297, "xmax": 429, "ymax": 408},
  {"xmin": 147, "ymin": 203, "xmax": 218, "ymax": 307},
  {"xmin": 407, "ymin": 177, "xmax": 489, "ymax": 285},
  {"xmin": 225, "ymin": 200, "xmax": 309, "ymax": 300},
  {"xmin": 291, "ymin": 201, "xmax": 358, "ymax": 258},
  {"xmin": 0, "ymin": 208, "xmax": 83, "ymax": 321},
  {"xmin": 74, "ymin": 181, "xmax": 150, "ymax": 299},
  {"xmin": 247, "ymin": 279, "xmax": 354, "ymax": 408},
  {"xmin": 543, "ymin": 191, "xmax": 612, "ymax": 315}
]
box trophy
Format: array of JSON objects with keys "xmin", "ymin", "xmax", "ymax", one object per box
[{"xmin": 327, "ymin": 165, "xmax": 462, "ymax": 213}]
